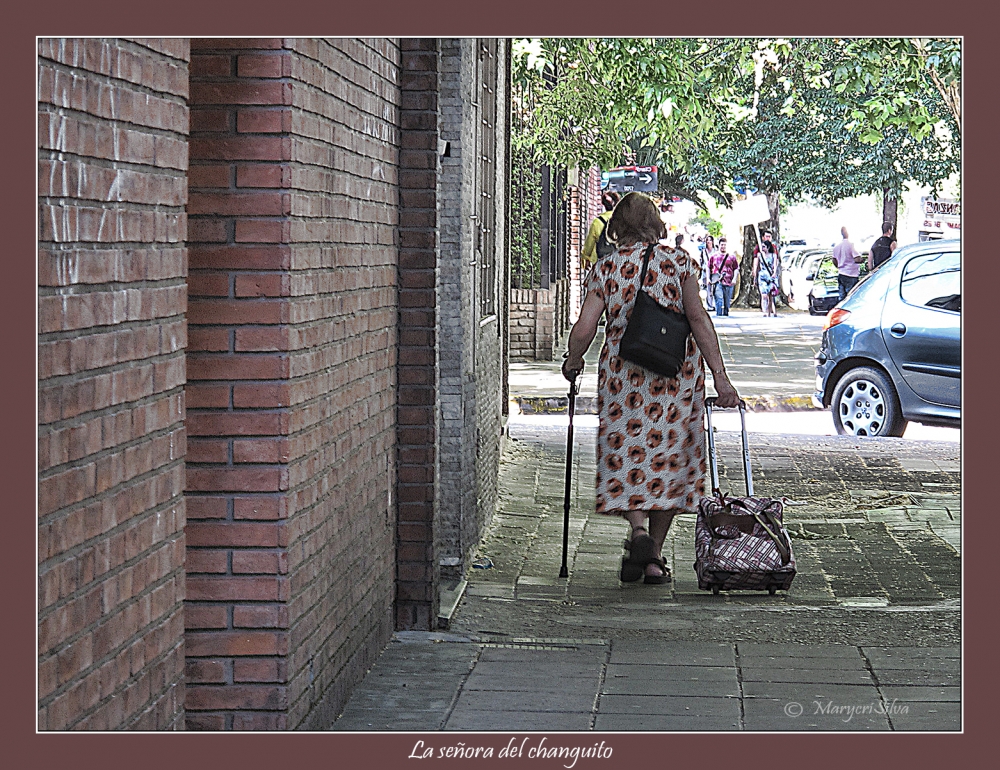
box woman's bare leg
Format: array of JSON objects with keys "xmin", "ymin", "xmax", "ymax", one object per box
[{"xmin": 646, "ymin": 510, "xmax": 676, "ymax": 577}]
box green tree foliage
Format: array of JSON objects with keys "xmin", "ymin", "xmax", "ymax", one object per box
[
  {"xmin": 513, "ymin": 36, "xmax": 960, "ymax": 176},
  {"xmin": 512, "ymin": 38, "xmax": 767, "ymax": 172},
  {"xmin": 512, "ymin": 37, "xmax": 960, "ymax": 306}
]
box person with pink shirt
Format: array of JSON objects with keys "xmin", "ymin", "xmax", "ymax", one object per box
[
  {"xmin": 832, "ymin": 226, "xmax": 861, "ymax": 300},
  {"xmin": 709, "ymin": 237, "xmax": 740, "ymax": 316}
]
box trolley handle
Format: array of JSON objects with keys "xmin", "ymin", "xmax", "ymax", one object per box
[{"xmin": 704, "ymin": 397, "xmax": 754, "ymax": 498}]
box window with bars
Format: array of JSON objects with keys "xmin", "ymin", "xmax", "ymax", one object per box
[{"xmin": 476, "ymin": 38, "xmax": 498, "ymax": 320}]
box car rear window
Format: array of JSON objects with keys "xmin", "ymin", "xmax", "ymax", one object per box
[{"xmin": 900, "ymin": 251, "xmax": 960, "ymax": 312}]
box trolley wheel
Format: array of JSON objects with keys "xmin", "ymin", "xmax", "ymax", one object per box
[
  {"xmin": 768, "ymin": 585, "xmax": 777, "ymax": 595},
  {"xmin": 712, "ymin": 586, "xmax": 720, "ymax": 596}
]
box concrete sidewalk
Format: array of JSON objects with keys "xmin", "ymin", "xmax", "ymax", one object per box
[
  {"xmin": 510, "ymin": 308, "xmax": 827, "ymax": 414},
  {"xmin": 331, "ymin": 417, "xmax": 960, "ymax": 732}
]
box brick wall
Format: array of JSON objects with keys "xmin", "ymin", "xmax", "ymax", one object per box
[
  {"xmin": 436, "ymin": 39, "xmax": 476, "ymax": 581},
  {"xmin": 185, "ymin": 37, "xmax": 400, "ymax": 730},
  {"xmin": 37, "ymin": 37, "xmax": 189, "ymax": 730},
  {"xmin": 395, "ymin": 38, "xmax": 441, "ymax": 629},
  {"xmin": 509, "ymin": 287, "xmax": 556, "ymax": 361},
  {"xmin": 434, "ymin": 40, "xmax": 508, "ymax": 583},
  {"xmin": 471, "ymin": 40, "xmax": 509, "ymax": 562}
]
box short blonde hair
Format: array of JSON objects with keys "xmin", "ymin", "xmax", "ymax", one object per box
[{"xmin": 606, "ymin": 192, "xmax": 666, "ymax": 247}]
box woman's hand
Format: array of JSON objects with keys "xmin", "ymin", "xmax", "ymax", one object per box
[
  {"xmin": 712, "ymin": 372, "xmax": 740, "ymax": 408},
  {"xmin": 562, "ymin": 356, "xmax": 584, "ymax": 382}
]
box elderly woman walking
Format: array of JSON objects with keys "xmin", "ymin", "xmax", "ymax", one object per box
[{"xmin": 562, "ymin": 193, "xmax": 740, "ymax": 584}]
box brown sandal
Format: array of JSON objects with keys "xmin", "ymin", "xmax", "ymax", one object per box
[
  {"xmin": 620, "ymin": 531, "xmax": 657, "ymax": 583},
  {"xmin": 643, "ymin": 556, "xmax": 671, "ymax": 585}
]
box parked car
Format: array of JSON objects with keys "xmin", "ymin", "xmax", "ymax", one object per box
[
  {"xmin": 806, "ymin": 255, "xmax": 872, "ymax": 316},
  {"xmin": 805, "ymin": 256, "xmax": 841, "ymax": 315},
  {"xmin": 783, "ymin": 249, "xmax": 831, "ymax": 310},
  {"xmin": 813, "ymin": 239, "xmax": 960, "ymax": 436},
  {"xmin": 780, "ymin": 238, "xmax": 822, "ymax": 269}
]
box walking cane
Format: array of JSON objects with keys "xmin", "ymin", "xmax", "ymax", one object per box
[{"xmin": 559, "ymin": 373, "xmax": 578, "ymax": 578}]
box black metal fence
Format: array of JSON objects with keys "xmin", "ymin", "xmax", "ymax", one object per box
[{"xmin": 510, "ymin": 78, "xmax": 568, "ymax": 291}]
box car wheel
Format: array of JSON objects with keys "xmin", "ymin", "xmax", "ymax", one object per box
[{"xmin": 831, "ymin": 367, "xmax": 907, "ymax": 437}]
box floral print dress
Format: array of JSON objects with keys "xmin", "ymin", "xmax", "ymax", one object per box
[{"xmin": 585, "ymin": 241, "xmax": 708, "ymax": 515}]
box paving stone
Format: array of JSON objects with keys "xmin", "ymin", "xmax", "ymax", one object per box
[
  {"xmin": 478, "ymin": 647, "xmax": 607, "ymax": 664},
  {"xmin": 741, "ymin": 681, "xmax": 880, "ymax": 701},
  {"xmin": 605, "ymin": 663, "xmax": 737, "ymax": 683},
  {"xmin": 862, "ymin": 646, "xmax": 960, "ymax": 663},
  {"xmin": 445, "ymin": 709, "xmax": 593, "ymax": 731},
  {"xmin": 736, "ymin": 654, "xmax": 866, "ymax": 670},
  {"xmin": 609, "ymin": 648, "xmax": 735, "ymax": 667},
  {"xmin": 593, "ymin": 713, "xmax": 741, "ymax": 731},
  {"xmin": 742, "ymin": 698, "xmax": 891, "ymax": 730},
  {"xmin": 601, "ymin": 676, "xmax": 740, "ymax": 698},
  {"xmin": 598, "ymin": 694, "xmax": 741, "ymax": 717},
  {"xmin": 452, "ymin": 689, "xmax": 597, "ymax": 713},
  {"xmin": 740, "ymin": 667, "xmax": 874, "ymax": 685},
  {"xmin": 466, "ymin": 584, "xmax": 516, "ymax": 599},
  {"xmin": 344, "ymin": 687, "xmax": 463, "ymax": 713},
  {"xmin": 610, "ymin": 638, "xmax": 726, "ymax": 651},
  {"xmin": 885, "ymin": 701, "xmax": 961, "ymax": 730},
  {"xmin": 871, "ymin": 670, "xmax": 961, "ymax": 687},
  {"xmin": 470, "ymin": 658, "xmax": 602, "ymax": 675},
  {"xmin": 330, "ymin": 711, "xmax": 448, "ymax": 731},
  {"xmin": 737, "ymin": 643, "xmax": 864, "ymax": 658},
  {"xmin": 464, "ymin": 674, "xmax": 600, "ymax": 694}
]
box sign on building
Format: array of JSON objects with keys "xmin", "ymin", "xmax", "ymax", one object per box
[
  {"xmin": 920, "ymin": 196, "xmax": 961, "ymax": 240},
  {"xmin": 601, "ymin": 166, "xmax": 658, "ymax": 193}
]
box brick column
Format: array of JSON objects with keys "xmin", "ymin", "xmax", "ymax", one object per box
[
  {"xmin": 184, "ymin": 37, "xmax": 401, "ymax": 730},
  {"xmin": 395, "ymin": 39, "xmax": 440, "ymax": 630},
  {"xmin": 185, "ymin": 38, "xmax": 293, "ymax": 731}
]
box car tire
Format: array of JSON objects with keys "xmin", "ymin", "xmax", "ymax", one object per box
[{"xmin": 831, "ymin": 366, "xmax": 907, "ymax": 437}]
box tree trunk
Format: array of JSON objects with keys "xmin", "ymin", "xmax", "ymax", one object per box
[
  {"xmin": 737, "ymin": 224, "xmax": 760, "ymax": 309},
  {"xmin": 735, "ymin": 191, "xmax": 783, "ymax": 308},
  {"xmin": 882, "ymin": 189, "xmax": 898, "ymax": 231}
]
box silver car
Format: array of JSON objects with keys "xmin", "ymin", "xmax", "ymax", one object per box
[{"xmin": 813, "ymin": 239, "xmax": 960, "ymax": 436}]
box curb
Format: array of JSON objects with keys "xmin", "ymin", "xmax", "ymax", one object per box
[{"xmin": 513, "ymin": 394, "xmax": 818, "ymax": 416}]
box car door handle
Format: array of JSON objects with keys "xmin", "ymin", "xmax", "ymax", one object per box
[{"xmin": 890, "ymin": 323, "xmax": 906, "ymax": 336}]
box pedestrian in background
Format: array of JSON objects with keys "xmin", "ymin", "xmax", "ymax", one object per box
[
  {"xmin": 581, "ymin": 191, "xmax": 621, "ymax": 276},
  {"xmin": 561, "ymin": 192, "xmax": 740, "ymax": 585},
  {"xmin": 701, "ymin": 235, "xmax": 719, "ymax": 312},
  {"xmin": 753, "ymin": 232, "xmax": 781, "ymax": 317},
  {"xmin": 832, "ymin": 226, "xmax": 861, "ymax": 300},
  {"xmin": 868, "ymin": 222, "xmax": 897, "ymax": 272},
  {"xmin": 709, "ymin": 237, "xmax": 739, "ymax": 317}
]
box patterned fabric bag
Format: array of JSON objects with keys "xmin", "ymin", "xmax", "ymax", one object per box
[
  {"xmin": 695, "ymin": 494, "xmax": 796, "ymax": 593},
  {"xmin": 694, "ymin": 399, "xmax": 796, "ymax": 594}
]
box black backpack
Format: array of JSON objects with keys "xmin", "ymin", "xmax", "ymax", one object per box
[{"xmin": 595, "ymin": 216, "xmax": 615, "ymax": 258}]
